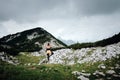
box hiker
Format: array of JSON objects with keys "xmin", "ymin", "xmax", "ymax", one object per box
[{"xmin": 46, "ymin": 43, "xmax": 53, "ymax": 61}]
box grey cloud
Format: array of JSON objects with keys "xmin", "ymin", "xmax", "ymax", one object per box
[
  {"xmin": 0, "ymin": 23, "xmax": 8, "ymax": 37},
  {"xmin": 0, "ymin": 0, "xmax": 67, "ymax": 22},
  {"xmin": 0, "ymin": 0, "xmax": 120, "ymax": 42},
  {"xmin": 74, "ymin": 0, "xmax": 120, "ymax": 16},
  {"xmin": 0, "ymin": 0, "xmax": 120, "ymax": 23}
]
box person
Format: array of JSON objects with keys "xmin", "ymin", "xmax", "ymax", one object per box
[{"xmin": 46, "ymin": 43, "xmax": 53, "ymax": 61}]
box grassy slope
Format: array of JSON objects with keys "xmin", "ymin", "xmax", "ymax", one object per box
[
  {"xmin": 16, "ymin": 52, "xmax": 46, "ymax": 65},
  {"xmin": 69, "ymin": 33, "xmax": 120, "ymax": 49},
  {"xmin": 0, "ymin": 53, "xmax": 120, "ymax": 80},
  {"xmin": 0, "ymin": 61, "xmax": 76, "ymax": 80}
]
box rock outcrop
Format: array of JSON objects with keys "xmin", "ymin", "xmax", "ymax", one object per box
[{"xmin": 49, "ymin": 42, "xmax": 120, "ymax": 65}]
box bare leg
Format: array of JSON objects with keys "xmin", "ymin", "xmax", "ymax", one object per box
[{"xmin": 47, "ymin": 54, "xmax": 49, "ymax": 61}]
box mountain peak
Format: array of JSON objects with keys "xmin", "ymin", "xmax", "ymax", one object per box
[
  {"xmin": 0, "ymin": 27, "xmax": 66, "ymax": 55},
  {"xmin": 26, "ymin": 27, "xmax": 45, "ymax": 32}
]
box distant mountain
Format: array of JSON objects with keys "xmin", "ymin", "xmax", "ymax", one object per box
[
  {"xmin": 58, "ymin": 37, "xmax": 75, "ymax": 45},
  {"xmin": 69, "ymin": 32, "xmax": 120, "ymax": 49},
  {"xmin": 62, "ymin": 40, "xmax": 75, "ymax": 45},
  {"xmin": 0, "ymin": 27, "xmax": 67, "ymax": 55}
]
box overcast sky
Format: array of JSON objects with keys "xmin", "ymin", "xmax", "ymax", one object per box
[{"xmin": 0, "ymin": 0, "xmax": 120, "ymax": 43}]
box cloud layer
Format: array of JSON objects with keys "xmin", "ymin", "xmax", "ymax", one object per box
[{"xmin": 0, "ymin": 0, "xmax": 120, "ymax": 42}]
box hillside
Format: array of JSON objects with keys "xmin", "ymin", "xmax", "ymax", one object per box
[
  {"xmin": 49, "ymin": 42, "xmax": 120, "ymax": 65},
  {"xmin": 0, "ymin": 27, "xmax": 66, "ymax": 55},
  {"xmin": 0, "ymin": 29, "xmax": 120, "ymax": 80},
  {"xmin": 0, "ymin": 42, "xmax": 120, "ymax": 80},
  {"xmin": 69, "ymin": 32, "xmax": 120, "ymax": 49}
]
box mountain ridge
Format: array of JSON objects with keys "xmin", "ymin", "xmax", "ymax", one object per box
[
  {"xmin": 69, "ymin": 32, "xmax": 120, "ymax": 49},
  {"xmin": 0, "ymin": 27, "xmax": 66, "ymax": 55}
]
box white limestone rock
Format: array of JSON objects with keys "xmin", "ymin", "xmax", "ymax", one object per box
[
  {"xmin": 106, "ymin": 70, "xmax": 116, "ymax": 74},
  {"xmin": 77, "ymin": 75, "xmax": 89, "ymax": 80},
  {"xmin": 48, "ymin": 42, "xmax": 120, "ymax": 65}
]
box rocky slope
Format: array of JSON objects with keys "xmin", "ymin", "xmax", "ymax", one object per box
[
  {"xmin": 0, "ymin": 27, "xmax": 66, "ymax": 55},
  {"xmin": 0, "ymin": 33, "xmax": 120, "ymax": 80},
  {"xmin": 1, "ymin": 40, "xmax": 119, "ymax": 66},
  {"xmin": 0, "ymin": 52, "xmax": 19, "ymax": 65},
  {"xmin": 48, "ymin": 42, "xmax": 120, "ymax": 80},
  {"xmin": 49, "ymin": 42, "xmax": 120, "ymax": 65}
]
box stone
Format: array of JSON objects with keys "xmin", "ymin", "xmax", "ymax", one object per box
[
  {"xmin": 106, "ymin": 70, "xmax": 115, "ymax": 74},
  {"xmin": 77, "ymin": 75, "xmax": 89, "ymax": 80},
  {"xmin": 82, "ymin": 70, "xmax": 86, "ymax": 72},
  {"xmin": 72, "ymin": 71, "xmax": 81, "ymax": 76},
  {"xmin": 98, "ymin": 64, "xmax": 106, "ymax": 69},
  {"xmin": 113, "ymin": 74, "xmax": 120, "ymax": 78},
  {"xmin": 93, "ymin": 70, "xmax": 105, "ymax": 76}
]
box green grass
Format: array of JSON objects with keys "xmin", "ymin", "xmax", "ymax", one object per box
[
  {"xmin": 0, "ymin": 52, "xmax": 120, "ymax": 80},
  {"xmin": 0, "ymin": 61, "xmax": 76, "ymax": 80},
  {"xmin": 70, "ymin": 62, "xmax": 101, "ymax": 73},
  {"xmin": 0, "ymin": 60, "xmax": 107, "ymax": 80},
  {"xmin": 0, "ymin": 56, "xmax": 120, "ymax": 80},
  {"xmin": 0, "ymin": 61, "xmax": 102, "ymax": 80},
  {"xmin": 16, "ymin": 52, "xmax": 46, "ymax": 65}
]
